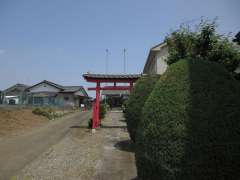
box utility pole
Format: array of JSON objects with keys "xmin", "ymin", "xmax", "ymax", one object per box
[
  {"xmin": 105, "ymin": 49, "xmax": 109, "ymax": 98},
  {"xmin": 105, "ymin": 49, "xmax": 109, "ymax": 74},
  {"xmin": 123, "ymin": 48, "xmax": 126, "ymax": 74}
]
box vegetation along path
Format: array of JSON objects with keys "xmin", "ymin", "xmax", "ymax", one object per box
[{"xmin": 0, "ymin": 111, "xmax": 91, "ymax": 180}]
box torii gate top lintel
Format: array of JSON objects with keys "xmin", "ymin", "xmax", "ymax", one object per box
[
  {"xmin": 83, "ymin": 73, "xmax": 141, "ymax": 129},
  {"xmin": 83, "ymin": 73, "xmax": 141, "ymax": 82}
]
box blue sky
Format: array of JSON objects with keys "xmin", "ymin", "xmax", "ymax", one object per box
[{"xmin": 0, "ymin": 0, "xmax": 239, "ymax": 95}]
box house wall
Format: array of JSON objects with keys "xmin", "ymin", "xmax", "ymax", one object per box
[
  {"xmin": 156, "ymin": 46, "xmax": 168, "ymax": 74},
  {"xmin": 57, "ymin": 93, "xmax": 78, "ymax": 107},
  {"xmin": 29, "ymin": 96, "xmax": 56, "ymax": 106},
  {"xmin": 146, "ymin": 56, "xmax": 158, "ymax": 74},
  {"xmin": 144, "ymin": 45, "xmax": 169, "ymax": 75},
  {"xmin": 27, "ymin": 93, "xmax": 78, "ymax": 107},
  {"xmin": 74, "ymin": 90, "xmax": 85, "ymax": 96}
]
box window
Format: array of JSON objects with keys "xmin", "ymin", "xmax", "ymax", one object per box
[
  {"xmin": 34, "ymin": 97, "xmax": 43, "ymax": 105},
  {"xmin": 49, "ymin": 97, "xmax": 55, "ymax": 105},
  {"xmin": 64, "ymin": 96, "xmax": 69, "ymax": 101}
]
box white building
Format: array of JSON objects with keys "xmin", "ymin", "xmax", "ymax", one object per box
[
  {"xmin": 143, "ymin": 42, "xmax": 169, "ymax": 75},
  {"xmin": 2, "ymin": 84, "xmax": 29, "ymax": 105}
]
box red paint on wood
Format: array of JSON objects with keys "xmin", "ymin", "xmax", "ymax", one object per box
[
  {"xmin": 88, "ymin": 86, "xmax": 132, "ymax": 91},
  {"xmin": 92, "ymin": 82, "xmax": 100, "ymax": 128},
  {"xmin": 84, "ymin": 78, "xmax": 137, "ymax": 83},
  {"xmin": 92, "ymin": 102, "xmax": 97, "ymax": 128}
]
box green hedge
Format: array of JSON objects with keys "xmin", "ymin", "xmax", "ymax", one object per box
[
  {"xmin": 125, "ymin": 75, "xmax": 159, "ymax": 142},
  {"xmin": 135, "ymin": 58, "xmax": 240, "ymax": 180}
]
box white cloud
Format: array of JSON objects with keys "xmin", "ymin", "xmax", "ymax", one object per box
[{"xmin": 0, "ymin": 49, "xmax": 6, "ymax": 55}]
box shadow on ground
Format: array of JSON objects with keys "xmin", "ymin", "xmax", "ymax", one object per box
[
  {"xmin": 100, "ymin": 125, "xmax": 127, "ymax": 129},
  {"xmin": 131, "ymin": 177, "xmax": 139, "ymax": 180},
  {"xmin": 70, "ymin": 125, "xmax": 127, "ymax": 129},
  {"xmin": 114, "ymin": 140, "xmax": 135, "ymax": 152},
  {"xmin": 70, "ymin": 125, "xmax": 89, "ymax": 129}
]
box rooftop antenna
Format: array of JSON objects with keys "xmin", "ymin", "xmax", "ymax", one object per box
[
  {"xmin": 105, "ymin": 49, "xmax": 109, "ymax": 74},
  {"xmin": 123, "ymin": 48, "xmax": 126, "ymax": 74}
]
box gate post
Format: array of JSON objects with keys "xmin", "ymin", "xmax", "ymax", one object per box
[
  {"xmin": 93, "ymin": 82, "xmax": 100, "ymax": 129},
  {"xmin": 92, "ymin": 101, "xmax": 96, "ymax": 129}
]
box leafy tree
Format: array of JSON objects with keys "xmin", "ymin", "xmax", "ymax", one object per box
[{"xmin": 166, "ymin": 19, "xmax": 240, "ymax": 74}]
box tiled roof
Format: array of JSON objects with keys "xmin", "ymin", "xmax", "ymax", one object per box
[
  {"xmin": 83, "ymin": 74, "xmax": 141, "ymax": 79},
  {"xmin": 3, "ymin": 83, "xmax": 29, "ymax": 92},
  {"xmin": 62, "ymin": 86, "xmax": 84, "ymax": 92},
  {"xmin": 62, "ymin": 86, "xmax": 81, "ymax": 92},
  {"xmin": 150, "ymin": 42, "xmax": 167, "ymax": 51},
  {"xmin": 62, "ymin": 86, "xmax": 88, "ymax": 96},
  {"xmin": 43, "ymin": 80, "xmax": 64, "ymax": 89},
  {"xmin": 26, "ymin": 80, "xmax": 64, "ymax": 91}
]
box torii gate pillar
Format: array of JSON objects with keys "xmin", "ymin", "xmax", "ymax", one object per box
[{"xmin": 92, "ymin": 82, "xmax": 100, "ymax": 129}]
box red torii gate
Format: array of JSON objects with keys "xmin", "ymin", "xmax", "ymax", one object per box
[{"xmin": 83, "ymin": 73, "xmax": 141, "ymax": 129}]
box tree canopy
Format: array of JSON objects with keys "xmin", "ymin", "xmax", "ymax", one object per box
[{"xmin": 165, "ymin": 20, "xmax": 240, "ymax": 74}]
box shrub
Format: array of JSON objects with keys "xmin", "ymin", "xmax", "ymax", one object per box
[
  {"xmin": 99, "ymin": 103, "xmax": 107, "ymax": 119},
  {"xmin": 87, "ymin": 104, "xmax": 107, "ymax": 129},
  {"xmin": 135, "ymin": 58, "xmax": 240, "ymax": 180},
  {"xmin": 32, "ymin": 107, "xmax": 56, "ymax": 120},
  {"xmin": 125, "ymin": 75, "xmax": 159, "ymax": 142},
  {"xmin": 32, "ymin": 107, "xmax": 42, "ymax": 115},
  {"xmin": 122, "ymin": 100, "xmax": 128, "ymax": 113},
  {"xmin": 88, "ymin": 118, "xmax": 93, "ymax": 129}
]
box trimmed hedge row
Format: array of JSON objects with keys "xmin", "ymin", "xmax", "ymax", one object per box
[
  {"xmin": 135, "ymin": 58, "xmax": 240, "ymax": 180},
  {"xmin": 125, "ymin": 74, "xmax": 159, "ymax": 142}
]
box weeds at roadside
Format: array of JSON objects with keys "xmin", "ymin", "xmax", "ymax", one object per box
[{"xmin": 32, "ymin": 107, "xmax": 73, "ymax": 120}]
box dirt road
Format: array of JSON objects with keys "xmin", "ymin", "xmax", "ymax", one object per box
[
  {"xmin": 14, "ymin": 110, "xmax": 137, "ymax": 180},
  {"xmin": 0, "ymin": 111, "xmax": 91, "ymax": 180}
]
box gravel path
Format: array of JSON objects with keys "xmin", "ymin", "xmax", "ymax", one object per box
[
  {"xmin": 16, "ymin": 129, "xmax": 103, "ymax": 180},
  {"xmin": 0, "ymin": 111, "xmax": 91, "ymax": 180},
  {"xmin": 93, "ymin": 110, "xmax": 137, "ymax": 180},
  {"xmin": 13, "ymin": 110, "xmax": 137, "ymax": 180}
]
